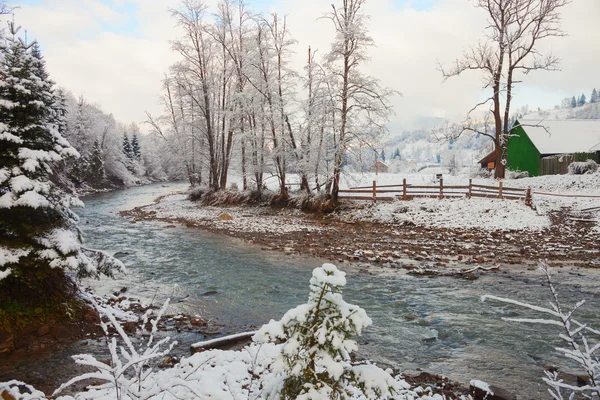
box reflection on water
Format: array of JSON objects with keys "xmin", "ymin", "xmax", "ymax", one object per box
[{"xmin": 8, "ymin": 182, "xmax": 600, "ymax": 398}]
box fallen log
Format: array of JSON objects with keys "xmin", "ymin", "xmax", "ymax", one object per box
[{"xmin": 190, "ymin": 331, "xmax": 256, "ymax": 354}]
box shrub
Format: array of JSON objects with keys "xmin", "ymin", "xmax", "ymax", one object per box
[{"xmin": 568, "ymin": 159, "xmax": 598, "ymax": 175}]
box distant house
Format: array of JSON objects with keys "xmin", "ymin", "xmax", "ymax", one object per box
[
  {"xmin": 480, "ymin": 119, "xmax": 600, "ymax": 176},
  {"xmin": 478, "ymin": 151, "xmax": 497, "ymax": 171},
  {"xmin": 370, "ymin": 161, "xmax": 389, "ymax": 173}
]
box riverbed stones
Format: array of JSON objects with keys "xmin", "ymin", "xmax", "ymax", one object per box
[
  {"xmin": 0, "ymin": 331, "xmax": 14, "ymax": 354},
  {"xmin": 470, "ymin": 383, "xmax": 517, "ymax": 400},
  {"xmin": 218, "ymin": 213, "xmax": 233, "ymax": 221}
]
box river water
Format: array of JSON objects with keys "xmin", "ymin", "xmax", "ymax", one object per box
[{"xmin": 11, "ymin": 182, "xmax": 600, "ymax": 398}]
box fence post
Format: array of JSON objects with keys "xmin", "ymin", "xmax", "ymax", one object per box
[
  {"xmin": 498, "ymin": 181, "xmax": 503, "ymax": 199},
  {"xmin": 439, "ymin": 178, "xmax": 444, "ymax": 199},
  {"xmin": 402, "ymin": 178, "xmax": 407, "ymax": 200},
  {"xmin": 525, "ymin": 187, "xmax": 532, "ymax": 207},
  {"xmin": 373, "ymin": 180, "xmax": 377, "ymax": 203},
  {"xmin": 468, "ymin": 179, "xmax": 472, "ymax": 199}
]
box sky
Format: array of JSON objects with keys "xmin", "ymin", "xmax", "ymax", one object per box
[{"xmin": 4, "ymin": 0, "xmax": 599, "ymax": 134}]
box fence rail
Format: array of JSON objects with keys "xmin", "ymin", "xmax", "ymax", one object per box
[{"xmin": 339, "ymin": 179, "xmax": 532, "ymax": 206}]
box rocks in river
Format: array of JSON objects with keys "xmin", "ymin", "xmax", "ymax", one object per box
[
  {"xmin": 218, "ymin": 213, "xmax": 233, "ymax": 221},
  {"xmin": 0, "ymin": 331, "xmax": 14, "ymax": 354},
  {"xmin": 202, "ymin": 290, "xmax": 219, "ymax": 297},
  {"xmin": 470, "ymin": 380, "xmax": 517, "ymax": 400}
]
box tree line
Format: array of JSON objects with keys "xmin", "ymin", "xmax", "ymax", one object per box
[{"xmin": 147, "ymin": 0, "xmax": 394, "ymax": 201}]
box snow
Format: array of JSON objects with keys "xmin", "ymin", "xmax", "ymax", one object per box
[
  {"xmin": 145, "ymin": 194, "xmax": 328, "ymax": 234},
  {"xmin": 518, "ymin": 119, "xmax": 600, "ymax": 154},
  {"xmin": 470, "ymin": 379, "xmax": 493, "ymax": 395},
  {"xmin": 13, "ymin": 190, "xmax": 50, "ymax": 208}
]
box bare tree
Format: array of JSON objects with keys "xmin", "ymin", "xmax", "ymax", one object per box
[
  {"xmin": 439, "ymin": 0, "xmax": 569, "ymax": 179},
  {"xmin": 324, "ymin": 0, "xmax": 395, "ymax": 201}
]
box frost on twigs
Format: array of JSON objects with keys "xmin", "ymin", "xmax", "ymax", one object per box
[
  {"xmin": 255, "ymin": 263, "xmax": 402, "ymax": 399},
  {"xmin": 482, "ymin": 261, "xmax": 600, "ymax": 399},
  {"xmin": 53, "ymin": 298, "xmax": 180, "ymax": 400}
]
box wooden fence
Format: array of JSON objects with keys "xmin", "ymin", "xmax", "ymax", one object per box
[
  {"xmin": 539, "ymin": 152, "xmax": 600, "ymax": 176},
  {"xmin": 339, "ymin": 179, "xmax": 532, "ymax": 206}
]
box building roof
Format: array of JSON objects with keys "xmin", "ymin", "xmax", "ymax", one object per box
[
  {"xmin": 518, "ymin": 119, "xmax": 600, "ymax": 155},
  {"xmin": 478, "ymin": 151, "xmax": 496, "ymax": 164},
  {"xmin": 371, "ymin": 161, "xmax": 388, "ymax": 167}
]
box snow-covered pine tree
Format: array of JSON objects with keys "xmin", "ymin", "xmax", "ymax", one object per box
[
  {"xmin": 88, "ymin": 139, "xmax": 106, "ymax": 186},
  {"xmin": 592, "ymin": 88, "xmax": 598, "ymax": 104},
  {"xmin": 255, "ymin": 264, "xmax": 399, "ymax": 399},
  {"xmin": 572, "ymin": 96, "xmax": 577, "ymax": 108},
  {"xmin": 122, "ymin": 133, "xmax": 133, "ymax": 159},
  {"xmin": 579, "ymin": 93, "xmax": 586, "ymax": 107},
  {"xmin": 0, "ymin": 24, "xmax": 123, "ymax": 305},
  {"xmin": 131, "ymin": 132, "xmax": 141, "ymax": 160}
]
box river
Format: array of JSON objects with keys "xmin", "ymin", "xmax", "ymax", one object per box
[{"xmin": 10, "ymin": 183, "xmax": 600, "ymax": 398}]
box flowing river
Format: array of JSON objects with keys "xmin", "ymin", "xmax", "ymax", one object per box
[{"xmin": 9, "ymin": 182, "xmax": 600, "ymax": 398}]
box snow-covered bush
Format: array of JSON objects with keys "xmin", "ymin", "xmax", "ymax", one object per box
[
  {"xmin": 53, "ymin": 299, "xmax": 178, "ymax": 400},
  {"xmin": 482, "ymin": 262, "xmax": 600, "ymax": 399},
  {"xmin": 254, "ymin": 263, "xmax": 401, "ymax": 399},
  {"xmin": 568, "ymin": 159, "xmax": 598, "ymax": 175},
  {"xmin": 506, "ymin": 169, "xmax": 529, "ymax": 179}
]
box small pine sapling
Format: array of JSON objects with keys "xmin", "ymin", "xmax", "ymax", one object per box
[
  {"xmin": 482, "ymin": 261, "xmax": 600, "ymax": 399},
  {"xmin": 255, "ymin": 263, "xmax": 400, "ymax": 399}
]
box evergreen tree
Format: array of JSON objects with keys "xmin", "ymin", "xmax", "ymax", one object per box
[
  {"xmin": 393, "ymin": 148, "xmax": 400, "ymax": 160},
  {"xmin": 579, "ymin": 93, "xmax": 586, "ymax": 107},
  {"xmin": 592, "ymin": 88, "xmax": 598, "ymax": 104},
  {"xmin": 0, "ymin": 24, "xmax": 122, "ymax": 304},
  {"xmin": 572, "ymin": 96, "xmax": 577, "ymax": 108},
  {"xmin": 380, "ymin": 149, "xmax": 385, "ymax": 162},
  {"xmin": 131, "ymin": 133, "xmax": 141, "ymax": 160},
  {"xmin": 122, "ymin": 134, "xmax": 133, "ymax": 159},
  {"xmin": 88, "ymin": 139, "xmax": 106, "ymax": 186}
]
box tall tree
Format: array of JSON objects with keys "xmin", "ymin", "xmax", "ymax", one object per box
[
  {"xmin": 122, "ymin": 133, "xmax": 133, "ymax": 159},
  {"xmin": 592, "ymin": 89, "xmax": 598, "ymax": 104},
  {"xmin": 572, "ymin": 96, "xmax": 577, "ymax": 108},
  {"xmin": 324, "ymin": 0, "xmax": 394, "ymax": 201},
  {"xmin": 440, "ymin": 0, "xmax": 569, "ymax": 179},
  {"xmin": 131, "ymin": 132, "xmax": 141, "ymax": 160},
  {"xmin": 579, "ymin": 93, "xmax": 587, "ymax": 107},
  {"xmin": 0, "ymin": 24, "xmax": 122, "ymax": 303}
]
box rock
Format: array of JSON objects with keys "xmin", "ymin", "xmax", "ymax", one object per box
[
  {"xmin": 51, "ymin": 324, "xmax": 73, "ymax": 343},
  {"xmin": 0, "ymin": 331, "xmax": 14, "ymax": 354},
  {"xmin": 36, "ymin": 322, "xmax": 53, "ymax": 337},
  {"xmin": 190, "ymin": 317, "xmax": 207, "ymax": 327},
  {"xmin": 122, "ymin": 321, "xmax": 137, "ymax": 334},
  {"xmin": 218, "ymin": 213, "xmax": 233, "ymax": 221},
  {"xmin": 470, "ymin": 382, "xmax": 517, "ymax": 400},
  {"xmin": 202, "ymin": 291, "xmax": 219, "ymax": 296},
  {"xmin": 1, "ymin": 390, "xmax": 17, "ymax": 400}
]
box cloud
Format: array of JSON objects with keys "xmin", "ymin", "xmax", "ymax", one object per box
[{"xmin": 6, "ymin": 0, "xmax": 598, "ymax": 134}]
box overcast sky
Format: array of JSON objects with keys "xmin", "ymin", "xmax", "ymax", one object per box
[{"xmin": 6, "ymin": 0, "xmax": 599, "ymax": 134}]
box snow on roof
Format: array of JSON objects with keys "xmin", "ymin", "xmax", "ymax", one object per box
[{"xmin": 518, "ymin": 119, "xmax": 600, "ymax": 155}]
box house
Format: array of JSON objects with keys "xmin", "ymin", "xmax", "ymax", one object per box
[
  {"xmin": 478, "ymin": 151, "xmax": 497, "ymax": 171},
  {"xmin": 370, "ymin": 161, "xmax": 389, "ymax": 173},
  {"xmin": 480, "ymin": 119, "xmax": 600, "ymax": 176}
]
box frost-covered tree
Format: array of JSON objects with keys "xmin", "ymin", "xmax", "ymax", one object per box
[
  {"xmin": 0, "ymin": 24, "xmax": 123, "ymax": 303},
  {"xmin": 579, "ymin": 93, "xmax": 587, "ymax": 107},
  {"xmin": 122, "ymin": 133, "xmax": 133, "ymax": 159},
  {"xmin": 571, "ymin": 96, "xmax": 577, "ymax": 108},
  {"xmin": 255, "ymin": 263, "xmax": 398, "ymax": 399},
  {"xmin": 592, "ymin": 89, "xmax": 598, "ymax": 104},
  {"xmin": 440, "ymin": 0, "xmax": 569, "ymax": 179},
  {"xmin": 325, "ymin": 0, "xmax": 395, "ymax": 201}
]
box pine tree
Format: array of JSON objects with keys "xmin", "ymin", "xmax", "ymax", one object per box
[
  {"xmin": 122, "ymin": 134, "xmax": 133, "ymax": 159},
  {"xmin": 88, "ymin": 139, "xmax": 106, "ymax": 186},
  {"xmin": 393, "ymin": 148, "xmax": 400, "ymax": 160},
  {"xmin": 0, "ymin": 25, "xmax": 122, "ymax": 304},
  {"xmin": 579, "ymin": 93, "xmax": 586, "ymax": 107},
  {"xmin": 592, "ymin": 89, "xmax": 598, "ymax": 104},
  {"xmin": 131, "ymin": 133, "xmax": 141, "ymax": 160},
  {"xmin": 380, "ymin": 149, "xmax": 386, "ymax": 162},
  {"xmin": 572, "ymin": 96, "xmax": 577, "ymax": 108}
]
